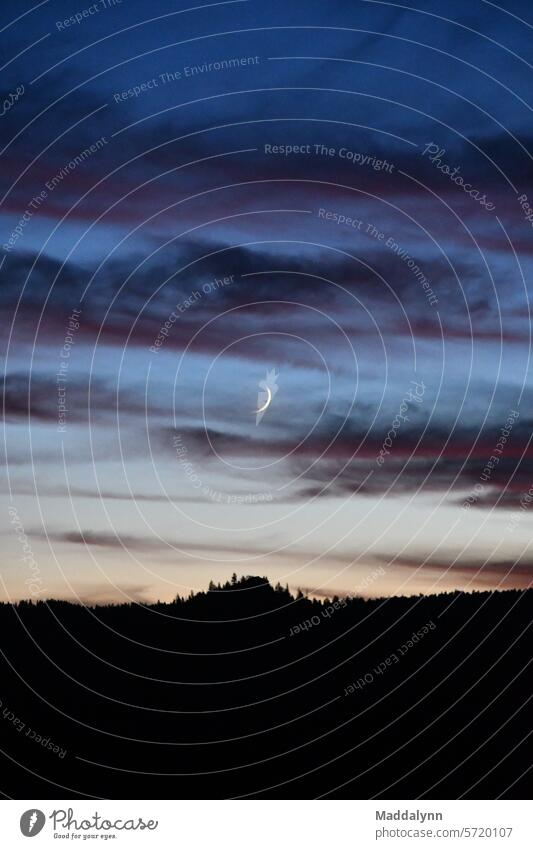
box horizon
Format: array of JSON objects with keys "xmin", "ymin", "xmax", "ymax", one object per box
[{"xmin": 6, "ymin": 573, "xmax": 530, "ymax": 607}]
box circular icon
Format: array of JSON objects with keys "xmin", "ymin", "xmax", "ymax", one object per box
[{"xmin": 20, "ymin": 810, "xmax": 46, "ymax": 837}]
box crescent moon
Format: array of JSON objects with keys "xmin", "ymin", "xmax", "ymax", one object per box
[{"xmin": 254, "ymin": 386, "xmax": 272, "ymax": 414}]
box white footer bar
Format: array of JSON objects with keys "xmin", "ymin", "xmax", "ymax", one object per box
[{"xmin": 2, "ymin": 800, "xmax": 528, "ymax": 847}]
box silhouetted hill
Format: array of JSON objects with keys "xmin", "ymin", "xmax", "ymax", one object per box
[{"xmin": 0, "ymin": 578, "xmax": 530, "ymax": 799}]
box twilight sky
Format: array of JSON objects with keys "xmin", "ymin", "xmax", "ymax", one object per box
[{"xmin": 2, "ymin": 0, "xmax": 533, "ymax": 603}]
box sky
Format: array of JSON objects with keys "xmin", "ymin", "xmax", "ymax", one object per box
[{"xmin": 2, "ymin": 0, "xmax": 533, "ymax": 603}]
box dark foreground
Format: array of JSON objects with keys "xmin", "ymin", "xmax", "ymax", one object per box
[{"xmin": 0, "ymin": 578, "xmax": 530, "ymax": 799}]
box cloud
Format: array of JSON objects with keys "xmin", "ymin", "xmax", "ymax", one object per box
[
  {"xmin": 276, "ymin": 414, "xmax": 533, "ymax": 504},
  {"xmin": 10, "ymin": 483, "xmax": 211, "ymax": 503},
  {"xmin": 374, "ymin": 552, "xmax": 533, "ymax": 589},
  {"xmin": 59, "ymin": 530, "xmax": 160, "ymax": 550},
  {"xmin": 2, "ymin": 371, "xmax": 146, "ymax": 424},
  {"xmin": 1, "ymin": 227, "xmax": 525, "ymax": 371},
  {"xmin": 32, "ymin": 528, "xmax": 275, "ymax": 559}
]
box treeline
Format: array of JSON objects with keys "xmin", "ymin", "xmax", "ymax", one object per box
[{"xmin": 0, "ymin": 578, "xmax": 530, "ymax": 800}]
